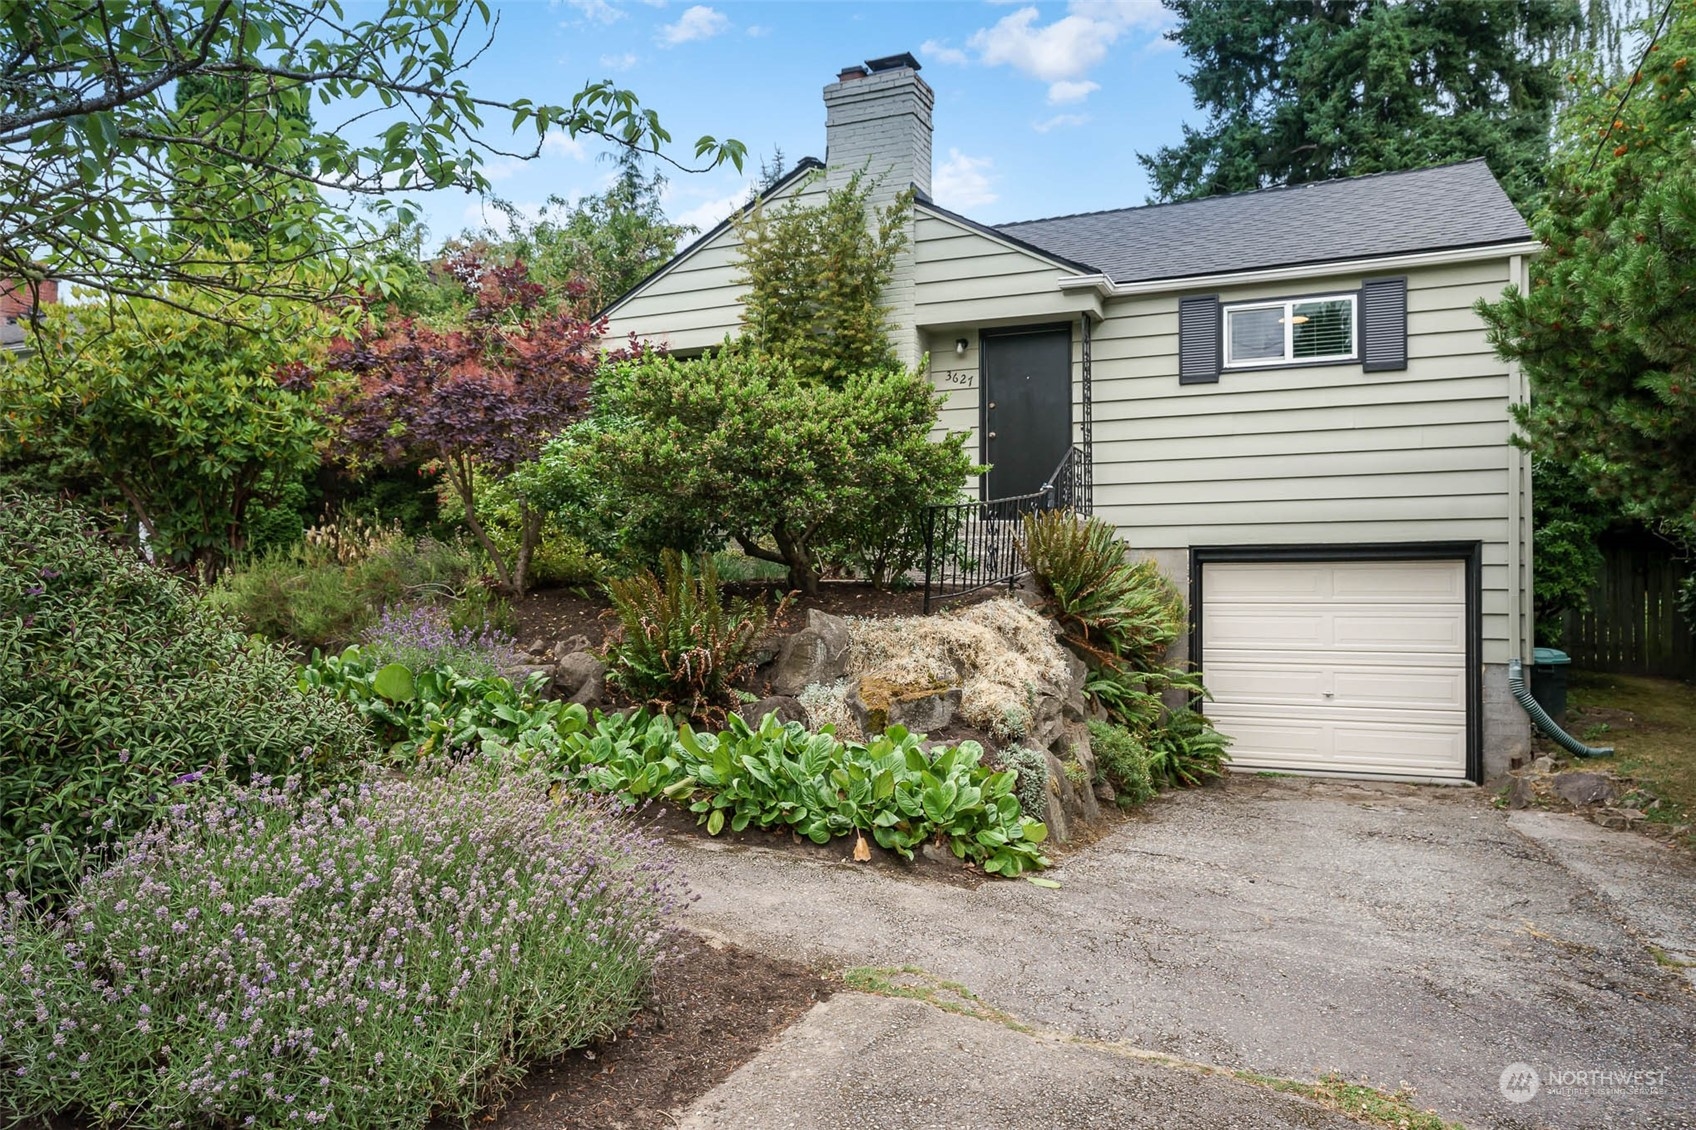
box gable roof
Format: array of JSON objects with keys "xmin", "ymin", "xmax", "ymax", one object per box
[
  {"xmin": 597, "ymin": 156, "xmax": 825, "ymax": 320},
  {"xmin": 994, "ymin": 160, "xmax": 1532, "ymax": 285}
]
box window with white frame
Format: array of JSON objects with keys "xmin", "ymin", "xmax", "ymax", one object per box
[{"xmin": 1223, "ymin": 294, "xmax": 1357, "ymax": 368}]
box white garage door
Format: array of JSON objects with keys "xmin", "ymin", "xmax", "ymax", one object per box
[{"xmin": 1201, "ymin": 559, "xmax": 1468, "ymax": 780}]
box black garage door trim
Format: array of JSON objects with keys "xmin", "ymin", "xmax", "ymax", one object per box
[{"xmin": 1189, "ymin": 542, "xmax": 1483, "ymax": 784}]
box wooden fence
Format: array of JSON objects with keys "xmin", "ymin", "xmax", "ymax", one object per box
[{"xmin": 1561, "ymin": 532, "xmax": 1696, "ymax": 679}]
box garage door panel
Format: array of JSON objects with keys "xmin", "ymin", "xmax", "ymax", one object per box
[
  {"xmin": 1329, "ymin": 563, "xmax": 1465, "ymax": 602},
  {"xmin": 1208, "ymin": 701, "xmax": 1465, "ymax": 730},
  {"xmin": 1207, "ymin": 604, "xmax": 1467, "ymax": 654},
  {"xmin": 1204, "ymin": 647, "xmax": 1464, "ymax": 670},
  {"xmin": 1206, "ymin": 561, "xmax": 1464, "ymax": 604},
  {"xmin": 1204, "ymin": 662, "xmax": 1466, "ymax": 713},
  {"xmin": 1200, "ymin": 557, "xmax": 1469, "ymax": 780},
  {"xmin": 1331, "ymin": 610, "xmax": 1466, "ymax": 653},
  {"xmin": 1224, "ymin": 720, "xmax": 1466, "ymax": 778}
]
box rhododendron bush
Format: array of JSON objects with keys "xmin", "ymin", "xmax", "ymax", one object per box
[{"xmin": 0, "ymin": 766, "xmax": 682, "ymax": 1129}]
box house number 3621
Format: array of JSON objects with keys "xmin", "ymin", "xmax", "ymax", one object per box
[{"xmin": 939, "ymin": 370, "xmax": 974, "ymax": 387}]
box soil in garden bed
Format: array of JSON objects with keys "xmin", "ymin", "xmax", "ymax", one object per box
[
  {"xmin": 509, "ymin": 579, "xmax": 1002, "ymax": 654},
  {"xmin": 473, "ymin": 933, "xmax": 832, "ymax": 1130}
]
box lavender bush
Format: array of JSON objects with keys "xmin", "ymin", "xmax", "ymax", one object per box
[
  {"xmin": 0, "ymin": 765, "xmax": 682, "ymax": 1129},
  {"xmin": 361, "ymin": 604, "xmax": 515, "ymax": 680}
]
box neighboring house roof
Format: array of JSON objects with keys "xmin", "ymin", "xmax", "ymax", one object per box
[{"xmin": 994, "ymin": 159, "xmax": 1532, "ymax": 285}]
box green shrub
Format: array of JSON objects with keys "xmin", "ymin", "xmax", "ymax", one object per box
[
  {"xmin": 603, "ymin": 551, "xmax": 772, "ymax": 717},
  {"xmin": 1020, "ymin": 509, "xmax": 1184, "ymax": 675},
  {"xmin": 1087, "ymin": 719, "xmax": 1156, "ymax": 807},
  {"xmin": 209, "ymin": 526, "xmax": 483, "ymax": 647},
  {"xmin": 437, "ymin": 459, "xmax": 610, "ymax": 587},
  {"xmin": 0, "ymin": 494, "xmax": 370, "ymax": 904},
  {"xmin": 0, "ymin": 765, "xmax": 678, "ymax": 1129},
  {"xmin": 589, "ymin": 351, "xmax": 973, "ymax": 592}
]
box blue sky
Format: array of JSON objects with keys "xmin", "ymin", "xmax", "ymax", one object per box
[{"xmin": 413, "ymin": 0, "xmax": 1199, "ymax": 247}]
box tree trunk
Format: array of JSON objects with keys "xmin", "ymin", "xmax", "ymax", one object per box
[
  {"xmin": 772, "ymin": 525, "xmax": 819, "ymax": 595},
  {"xmin": 448, "ymin": 458, "xmax": 517, "ymax": 595},
  {"xmin": 513, "ymin": 501, "xmax": 544, "ymax": 598}
]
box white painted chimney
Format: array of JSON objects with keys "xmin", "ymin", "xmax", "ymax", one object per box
[{"xmin": 822, "ymin": 52, "xmax": 933, "ymax": 201}]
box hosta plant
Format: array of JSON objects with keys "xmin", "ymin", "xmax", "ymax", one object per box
[
  {"xmin": 0, "ymin": 764, "xmax": 681, "ymax": 1130},
  {"xmin": 299, "ymin": 645, "xmax": 587, "ymax": 762}
]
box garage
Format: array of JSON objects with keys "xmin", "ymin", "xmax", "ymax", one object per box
[{"xmin": 1194, "ymin": 548, "xmax": 1479, "ymax": 782}]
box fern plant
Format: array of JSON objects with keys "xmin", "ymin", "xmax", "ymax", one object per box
[
  {"xmin": 603, "ymin": 551, "xmax": 772, "ymax": 718},
  {"xmin": 1018, "ymin": 509, "xmax": 1184, "ymax": 675}
]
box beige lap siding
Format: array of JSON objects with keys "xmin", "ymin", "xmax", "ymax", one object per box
[{"xmin": 1088, "ymin": 258, "xmax": 1527, "ymax": 667}]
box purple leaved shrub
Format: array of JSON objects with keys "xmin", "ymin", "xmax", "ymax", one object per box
[
  {"xmin": 361, "ymin": 604, "xmax": 515, "ymax": 679},
  {"xmin": 0, "ymin": 765, "xmax": 682, "ymax": 1129}
]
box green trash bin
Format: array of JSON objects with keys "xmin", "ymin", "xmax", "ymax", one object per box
[{"xmin": 1531, "ymin": 647, "xmax": 1571, "ymax": 725}]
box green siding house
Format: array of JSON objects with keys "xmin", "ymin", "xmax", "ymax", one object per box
[{"xmin": 600, "ymin": 53, "xmax": 1541, "ymax": 785}]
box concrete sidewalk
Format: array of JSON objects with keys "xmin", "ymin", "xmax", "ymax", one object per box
[
  {"xmin": 667, "ymin": 778, "xmax": 1696, "ymax": 1130},
  {"xmin": 677, "ymin": 993, "xmax": 1367, "ymax": 1130}
]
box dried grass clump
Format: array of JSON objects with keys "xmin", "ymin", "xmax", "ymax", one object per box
[{"xmin": 842, "ymin": 597, "xmax": 1072, "ymax": 739}]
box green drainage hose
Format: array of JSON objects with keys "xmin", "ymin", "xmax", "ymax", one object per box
[{"xmin": 1508, "ymin": 657, "xmax": 1613, "ymax": 757}]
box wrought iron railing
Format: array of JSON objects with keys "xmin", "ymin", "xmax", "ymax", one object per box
[{"xmin": 921, "ymin": 446, "xmax": 1091, "ymax": 613}]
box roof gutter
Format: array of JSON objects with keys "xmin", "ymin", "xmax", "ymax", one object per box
[{"xmin": 1055, "ymin": 240, "xmax": 1544, "ymax": 298}]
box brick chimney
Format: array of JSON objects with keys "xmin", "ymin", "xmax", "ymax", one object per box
[{"xmin": 823, "ymin": 52, "xmax": 933, "ymax": 202}]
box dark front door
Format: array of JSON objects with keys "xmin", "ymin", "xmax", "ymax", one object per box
[{"xmin": 981, "ymin": 324, "xmax": 1072, "ymax": 499}]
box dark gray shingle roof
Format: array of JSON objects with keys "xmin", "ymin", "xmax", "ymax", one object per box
[{"xmin": 993, "ymin": 160, "xmax": 1531, "ymax": 285}]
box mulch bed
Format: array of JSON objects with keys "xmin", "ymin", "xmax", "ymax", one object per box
[
  {"xmin": 478, "ymin": 933, "xmax": 833, "ymax": 1130},
  {"xmin": 509, "ymin": 580, "xmax": 1001, "ymax": 654}
]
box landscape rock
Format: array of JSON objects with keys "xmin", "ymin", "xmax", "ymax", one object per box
[
  {"xmin": 1529, "ymin": 755, "xmax": 1558, "ymax": 776},
  {"xmin": 1552, "ymin": 771, "xmax": 1618, "ymax": 808},
  {"xmin": 1505, "ymin": 775, "xmax": 1536, "ymax": 810},
  {"xmin": 1060, "ymin": 651, "xmax": 1089, "ymax": 720},
  {"xmin": 735, "ymin": 695, "xmax": 810, "ymax": 728},
  {"xmin": 768, "ymin": 611, "xmax": 851, "ymax": 695},
  {"xmin": 502, "ymin": 663, "xmax": 554, "ymax": 687},
  {"xmin": 524, "ymin": 638, "xmax": 548, "ymax": 657},
  {"xmin": 1593, "ymin": 806, "xmax": 1646, "ymax": 831},
  {"xmin": 552, "ymin": 634, "xmax": 591, "ymax": 659},
  {"xmin": 845, "ymin": 678, "xmax": 961, "ymax": 736},
  {"xmin": 553, "ymin": 651, "xmax": 606, "ymax": 707}
]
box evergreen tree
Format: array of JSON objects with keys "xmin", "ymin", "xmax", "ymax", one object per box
[
  {"xmin": 1141, "ymin": 0, "xmax": 1581, "ymax": 208},
  {"xmin": 1478, "ymin": 0, "xmax": 1696, "ymax": 537}
]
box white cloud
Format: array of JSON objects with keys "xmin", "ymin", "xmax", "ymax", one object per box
[
  {"xmin": 1046, "ymin": 79, "xmax": 1098, "ymax": 104},
  {"xmin": 920, "ymin": 38, "xmax": 969, "ymax": 66},
  {"xmin": 745, "ymin": 24, "xmax": 771, "ymax": 37},
  {"xmin": 1033, "ymin": 113, "xmax": 1089, "ymax": 133},
  {"xmin": 561, "ymin": 0, "xmax": 624, "ymax": 25},
  {"xmin": 600, "ymin": 51, "xmax": 639, "ymax": 71},
  {"xmin": 967, "ymin": 1, "xmax": 1171, "ymax": 84},
  {"xmin": 542, "ymin": 133, "xmax": 588, "ymax": 160},
  {"xmin": 659, "ymin": 5, "xmax": 729, "ymax": 45},
  {"xmin": 933, "ymin": 149, "xmax": 997, "ymax": 211},
  {"xmin": 672, "ymin": 183, "xmax": 755, "ymax": 230}
]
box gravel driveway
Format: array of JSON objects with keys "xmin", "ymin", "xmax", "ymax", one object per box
[{"xmin": 669, "ymin": 777, "xmax": 1695, "ymax": 1130}]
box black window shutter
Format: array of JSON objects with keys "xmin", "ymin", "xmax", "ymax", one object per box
[
  {"xmin": 1178, "ymin": 294, "xmax": 1221, "ymax": 385},
  {"xmin": 1360, "ymin": 276, "xmax": 1407, "ymax": 372}
]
